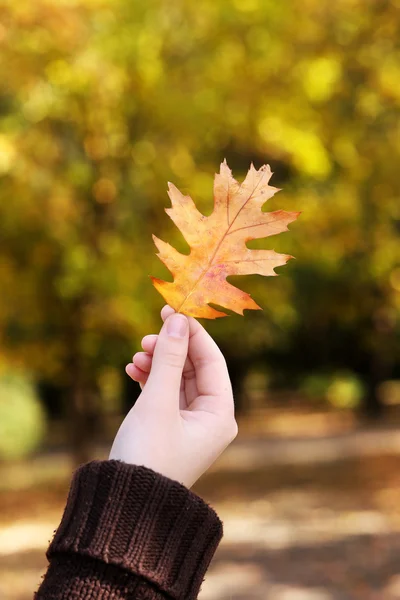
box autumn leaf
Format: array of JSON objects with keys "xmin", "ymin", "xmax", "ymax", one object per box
[{"xmin": 151, "ymin": 160, "xmax": 299, "ymax": 319}]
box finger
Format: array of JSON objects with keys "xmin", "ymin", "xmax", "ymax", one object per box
[
  {"xmin": 160, "ymin": 309, "xmax": 199, "ymax": 404},
  {"xmin": 186, "ymin": 317, "xmax": 233, "ymax": 406},
  {"xmin": 144, "ymin": 313, "xmax": 189, "ymax": 406},
  {"xmin": 160, "ymin": 305, "xmax": 230, "ymax": 407},
  {"xmin": 161, "ymin": 309, "xmax": 194, "ymax": 374},
  {"xmin": 132, "ymin": 351, "xmax": 152, "ymax": 373},
  {"xmin": 134, "ymin": 335, "xmax": 197, "ymax": 395},
  {"xmin": 141, "ymin": 334, "xmax": 158, "ymax": 354},
  {"xmin": 126, "ymin": 363, "xmax": 149, "ymax": 386},
  {"xmin": 161, "ymin": 304, "xmax": 175, "ymax": 321}
]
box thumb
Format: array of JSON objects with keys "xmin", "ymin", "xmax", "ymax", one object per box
[{"xmin": 145, "ymin": 313, "xmax": 189, "ymax": 400}]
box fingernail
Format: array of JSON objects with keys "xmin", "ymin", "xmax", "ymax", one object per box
[{"xmin": 167, "ymin": 314, "xmax": 188, "ymax": 338}]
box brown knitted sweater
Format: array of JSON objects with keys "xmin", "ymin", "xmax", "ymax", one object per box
[{"xmin": 35, "ymin": 460, "xmax": 223, "ymax": 600}]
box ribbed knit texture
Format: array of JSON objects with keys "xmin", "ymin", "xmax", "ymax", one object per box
[{"xmin": 35, "ymin": 460, "xmax": 223, "ymax": 600}]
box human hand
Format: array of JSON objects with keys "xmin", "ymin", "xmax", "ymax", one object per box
[{"xmin": 109, "ymin": 305, "xmax": 238, "ymax": 488}]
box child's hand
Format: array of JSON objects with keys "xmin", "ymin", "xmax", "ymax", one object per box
[{"xmin": 109, "ymin": 305, "xmax": 238, "ymax": 488}]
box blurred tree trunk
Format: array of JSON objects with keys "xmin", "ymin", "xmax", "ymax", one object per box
[
  {"xmin": 361, "ymin": 355, "xmax": 386, "ymax": 420},
  {"xmin": 61, "ymin": 196, "xmax": 116, "ymax": 466},
  {"xmin": 362, "ymin": 383, "xmax": 383, "ymax": 419},
  {"xmin": 225, "ymin": 354, "xmax": 249, "ymax": 415},
  {"xmin": 66, "ymin": 379, "xmax": 98, "ymax": 466},
  {"xmin": 64, "ymin": 297, "xmax": 101, "ymax": 467},
  {"xmin": 359, "ymin": 325, "xmax": 395, "ymax": 420}
]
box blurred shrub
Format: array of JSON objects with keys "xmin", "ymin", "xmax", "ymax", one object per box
[
  {"xmin": 0, "ymin": 373, "xmax": 46, "ymax": 460},
  {"xmin": 98, "ymin": 366, "xmax": 123, "ymax": 415},
  {"xmin": 378, "ymin": 380, "xmax": 400, "ymax": 406},
  {"xmin": 302, "ymin": 371, "xmax": 365, "ymax": 409},
  {"xmin": 301, "ymin": 373, "xmax": 333, "ymax": 402},
  {"xmin": 243, "ymin": 368, "xmax": 271, "ymax": 410},
  {"xmin": 326, "ymin": 373, "xmax": 365, "ymax": 409}
]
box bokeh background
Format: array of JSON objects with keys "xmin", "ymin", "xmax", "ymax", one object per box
[{"xmin": 1, "ymin": 0, "xmax": 400, "ymax": 598}]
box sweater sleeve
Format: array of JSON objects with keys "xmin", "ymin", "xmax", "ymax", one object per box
[{"xmin": 35, "ymin": 460, "xmax": 223, "ymax": 600}]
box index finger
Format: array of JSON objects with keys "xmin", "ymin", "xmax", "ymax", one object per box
[{"xmin": 187, "ymin": 317, "xmax": 232, "ymax": 401}]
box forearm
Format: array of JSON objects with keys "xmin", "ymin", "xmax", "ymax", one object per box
[{"xmin": 35, "ymin": 461, "xmax": 223, "ymax": 600}]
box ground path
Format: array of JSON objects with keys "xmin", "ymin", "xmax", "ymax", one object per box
[{"xmin": 2, "ymin": 410, "xmax": 400, "ymax": 599}]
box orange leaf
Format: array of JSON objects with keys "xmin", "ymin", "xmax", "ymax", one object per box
[{"xmin": 151, "ymin": 160, "xmax": 299, "ymax": 319}]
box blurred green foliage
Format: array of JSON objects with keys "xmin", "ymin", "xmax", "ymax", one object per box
[
  {"xmin": 0, "ymin": 371, "xmax": 46, "ymax": 459},
  {"xmin": 0, "ymin": 0, "xmax": 399, "ymax": 455},
  {"xmin": 301, "ymin": 371, "xmax": 365, "ymax": 409},
  {"xmin": 326, "ymin": 373, "xmax": 365, "ymax": 409}
]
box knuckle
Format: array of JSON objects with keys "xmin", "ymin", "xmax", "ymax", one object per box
[
  {"xmin": 229, "ymin": 419, "xmax": 239, "ymax": 441},
  {"xmin": 162, "ymin": 350, "xmax": 184, "ymax": 369},
  {"xmin": 224, "ymin": 416, "xmax": 238, "ymax": 441},
  {"xmin": 192, "ymin": 356, "xmax": 212, "ymax": 369},
  {"xmin": 193, "ymin": 355, "xmax": 222, "ymax": 370},
  {"xmin": 183, "ymin": 366, "xmax": 196, "ymax": 380}
]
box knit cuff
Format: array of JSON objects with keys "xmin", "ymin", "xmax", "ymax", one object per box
[
  {"xmin": 48, "ymin": 460, "xmax": 223, "ymax": 600},
  {"xmin": 36, "ymin": 553, "xmax": 165, "ymax": 599}
]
